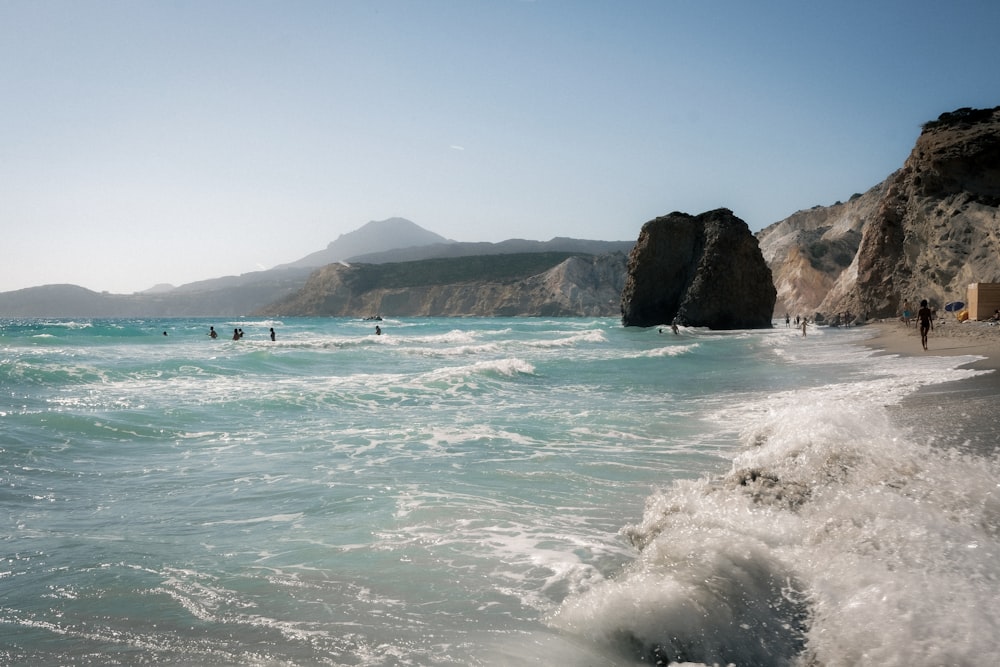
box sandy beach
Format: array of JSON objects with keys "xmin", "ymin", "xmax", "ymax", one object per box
[
  {"xmin": 860, "ymin": 318, "xmax": 1000, "ymax": 453},
  {"xmin": 861, "ymin": 317, "xmax": 1000, "ymax": 371}
]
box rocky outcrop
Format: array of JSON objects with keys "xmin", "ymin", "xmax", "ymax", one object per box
[
  {"xmin": 257, "ymin": 253, "xmax": 628, "ymax": 317},
  {"xmin": 620, "ymin": 209, "xmax": 776, "ymax": 329}
]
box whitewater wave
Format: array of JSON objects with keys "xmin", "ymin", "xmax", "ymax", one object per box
[
  {"xmin": 422, "ymin": 357, "xmax": 536, "ymax": 382},
  {"xmin": 626, "ymin": 343, "xmax": 700, "ymax": 358},
  {"xmin": 526, "ymin": 329, "xmax": 608, "ymax": 348},
  {"xmin": 549, "ymin": 363, "xmax": 1000, "ymax": 666}
]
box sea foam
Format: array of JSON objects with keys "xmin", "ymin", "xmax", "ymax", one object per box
[{"xmin": 549, "ymin": 359, "xmax": 1000, "ymax": 666}]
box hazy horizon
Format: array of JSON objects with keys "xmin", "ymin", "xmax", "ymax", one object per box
[{"xmin": 3, "ymin": 1, "xmax": 998, "ymax": 294}]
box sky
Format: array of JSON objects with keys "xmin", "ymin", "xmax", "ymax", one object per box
[{"xmin": 2, "ymin": 1, "xmax": 999, "ymax": 295}]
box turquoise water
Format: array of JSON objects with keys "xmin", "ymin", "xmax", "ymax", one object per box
[{"xmin": 2, "ymin": 317, "xmax": 998, "ymax": 666}]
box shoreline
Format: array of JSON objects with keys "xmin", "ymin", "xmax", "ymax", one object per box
[
  {"xmin": 859, "ymin": 317, "xmax": 1000, "ymax": 372},
  {"xmin": 858, "ymin": 318, "xmax": 1000, "ymax": 454}
]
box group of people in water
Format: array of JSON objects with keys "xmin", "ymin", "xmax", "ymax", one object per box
[
  {"xmin": 207, "ymin": 326, "xmax": 277, "ymax": 341},
  {"xmin": 782, "ymin": 313, "xmax": 812, "ymax": 337},
  {"xmin": 206, "ymin": 324, "xmax": 383, "ymax": 339}
]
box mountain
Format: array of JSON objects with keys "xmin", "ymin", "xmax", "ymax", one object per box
[
  {"xmin": 140, "ymin": 283, "xmax": 177, "ymax": 295},
  {"xmin": 0, "ymin": 284, "xmax": 130, "ymax": 319},
  {"xmin": 255, "ymin": 252, "xmax": 628, "ymax": 317},
  {"xmin": 277, "ymin": 217, "xmax": 453, "ymax": 269},
  {"xmin": 759, "ymin": 105, "xmax": 1000, "ymax": 321},
  {"xmin": 0, "ymin": 269, "xmax": 313, "ymax": 318},
  {"xmin": 0, "ymin": 216, "xmax": 633, "ymax": 317},
  {"xmin": 347, "ymin": 237, "xmax": 636, "ymax": 264}
]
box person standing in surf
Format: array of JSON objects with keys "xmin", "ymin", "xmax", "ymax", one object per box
[{"xmin": 917, "ymin": 299, "xmax": 934, "ymax": 350}]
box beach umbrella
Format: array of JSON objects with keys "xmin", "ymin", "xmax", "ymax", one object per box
[{"xmin": 944, "ymin": 301, "xmax": 965, "ymax": 312}]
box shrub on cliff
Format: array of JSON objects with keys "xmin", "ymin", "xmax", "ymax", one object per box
[{"xmin": 922, "ymin": 106, "xmax": 999, "ymax": 131}]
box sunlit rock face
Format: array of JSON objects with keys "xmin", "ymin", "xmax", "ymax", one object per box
[
  {"xmin": 844, "ymin": 106, "xmax": 1000, "ymax": 318},
  {"xmin": 758, "ymin": 106, "xmax": 1000, "ymax": 321},
  {"xmin": 757, "ymin": 186, "xmax": 881, "ymax": 320}
]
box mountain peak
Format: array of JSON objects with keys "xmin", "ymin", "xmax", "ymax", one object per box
[
  {"xmin": 280, "ymin": 218, "xmax": 454, "ymax": 270},
  {"xmin": 329, "ymin": 217, "xmax": 451, "ymax": 248}
]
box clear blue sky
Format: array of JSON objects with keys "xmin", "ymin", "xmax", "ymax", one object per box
[{"xmin": 2, "ymin": 0, "xmax": 998, "ymax": 294}]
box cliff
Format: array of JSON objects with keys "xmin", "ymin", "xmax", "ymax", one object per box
[
  {"xmin": 757, "ymin": 185, "xmax": 883, "ymax": 319},
  {"xmin": 621, "ymin": 209, "xmax": 776, "ymax": 329},
  {"xmin": 758, "ymin": 106, "xmax": 1000, "ymax": 320},
  {"xmin": 842, "ymin": 107, "xmax": 1000, "ymax": 317},
  {"xmin": 256, "ymin": 252, "xmax": 627, "ymax": 317}
]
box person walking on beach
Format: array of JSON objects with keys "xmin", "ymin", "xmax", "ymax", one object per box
[
  {"xmin": 902, "ymin": 299, "xmax": 912, "ymax": 327},
  {"xmin": 917, "ymin": 299, "xmax": 934, "ymax": 350},
  {"xmin": 801, "ymin": 319, "xmax": 808, "ymax": 337}
]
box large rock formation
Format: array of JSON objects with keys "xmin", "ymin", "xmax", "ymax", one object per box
[
  {"xmin": 257, "ymin": 253, "xmax": 627, "ymax": 317},
  {"xmin": 620, "ymin": 209, "xmax": 776, "ymax": 329}
]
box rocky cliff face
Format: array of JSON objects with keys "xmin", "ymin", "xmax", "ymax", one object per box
[
  {"xmin": 258, "ymin": 253, "xmax": 627, "ymax": 317},
  {"xmin": 841, "ymin": 107, "xmax": 1000, "ymax": 318},
  {"xmin": 757, "ymin": 184, "xmax": 883, "ymax": 319},
  {"xmin": 620, "ymin": 209, "xmax": 776, "ymax": 328},
  {"xmin": 758, "ymin": 106, "xmax": 1000, "ymax": 321}
]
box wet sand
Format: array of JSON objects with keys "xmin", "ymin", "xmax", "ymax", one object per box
[
  {"xmin": 860, "ymin": 318, "xmax": 1000, "ymax": 454},
  {"xmin": 862, "ymin": 318, "xmax": 1000, "ymax": 371}
]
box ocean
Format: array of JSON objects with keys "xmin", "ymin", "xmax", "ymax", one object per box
[{"xmin": 2, "ymin": 317, "xmax": 997, "ymax": 666}]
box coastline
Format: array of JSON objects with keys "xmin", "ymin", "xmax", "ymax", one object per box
[
  {"xmin": 860, "ymin": 317, "xmax": 1000, "ymax": 371},
  {"xmin": 858, "ymin": 318, "xmax": 1000, "ymax": 453}
]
